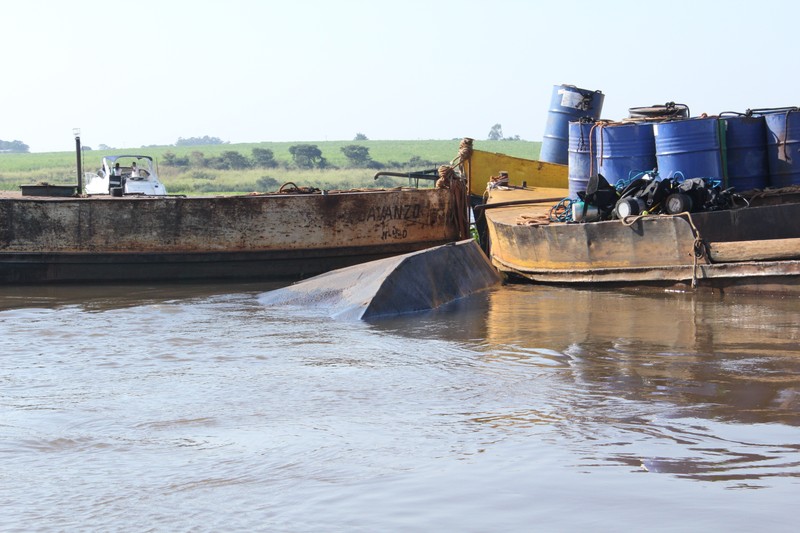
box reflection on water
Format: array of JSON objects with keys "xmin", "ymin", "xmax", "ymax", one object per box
[
  {"xmin": 375, "ymin": 285, "xmax": 800, "ymax": 484},
  {"xmin": 0, "ymin": 281, "xmax": 289, "ymax": 313},
  {"xmin": 2, "ymin": 282, "xmax": 799, "ymax": 531}
]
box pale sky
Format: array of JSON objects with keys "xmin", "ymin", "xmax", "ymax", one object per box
[{"xmin": 3, "ymin": 0, "xmax": 798, "ymax": 153}]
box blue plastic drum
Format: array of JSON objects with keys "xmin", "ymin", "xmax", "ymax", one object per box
[
  {"xmin": 654, "ymin": 117, "xmax": 725, "ymax": 182},
  {"xmin": 567, "ymin": 121, "xmax": 596, "ymax": 198},
  {"xmin": 723, "ymin": 114, "xmax": 768, "ymax": 191},
  {"xmin": 540, "ymin": 84, "xmax": 604, "ymax": 165},
  {"xmin": 594, "ymin": 122, "xmax": 656, "ymax": 186},
  {"xmin": 763, "ymin": 109, "xmax": 800, "ymax": 188}
]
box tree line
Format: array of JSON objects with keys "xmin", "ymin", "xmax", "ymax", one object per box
[
  {"xmin": 0, "ymin": 133, "xmax": 443, "ymax": 170},
  {"xmin": 161, "ymin": 144, "xmax": 436, "ymax": 171},
  {"xmin": 0, "ymin": 139, "xmax": 30, "ymax": 153}
]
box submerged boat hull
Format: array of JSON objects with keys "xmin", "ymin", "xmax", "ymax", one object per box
[{"xmin": 0, "ymin": 188, "xmax": 463, "ymax": 283}]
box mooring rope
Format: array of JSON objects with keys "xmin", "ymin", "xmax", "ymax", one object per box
[
  {"xmin": 437, "ymin": 164, "xmax": 470, "ymax": 239},
  {"xmin": 451, "ymin": 137, "xmax": 474, "ymax": 168},
  {"xmin": 621, "ymin": 211, "xmax": 708, "ymax": 288}
]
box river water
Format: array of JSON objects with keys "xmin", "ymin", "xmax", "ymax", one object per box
[{"xmin": 1, "ymin": 281, "xmax": 799, "ymax": 531}]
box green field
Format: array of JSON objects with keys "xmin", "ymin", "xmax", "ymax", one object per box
[{"xmin": 0, "ymin": 139, "xmax": 541, "ymax": 194}]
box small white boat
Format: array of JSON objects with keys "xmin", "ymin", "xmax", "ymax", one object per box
[{"xmin": 84, "ymin": 155, "xmax": 167, "ymax": 196}]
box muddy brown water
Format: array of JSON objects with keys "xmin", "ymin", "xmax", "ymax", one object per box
[{"xmin": 1, "ymin": 282, "xmax": 798, "ymax": 531}]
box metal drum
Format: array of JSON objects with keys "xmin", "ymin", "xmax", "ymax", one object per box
[
  {"xmin": 540, "ymin": 84, "xmax": 604, "ymax": 165},
  {"xmin": 567, "ymin": 121, "xmax": 596, "ymax": 198},
  {"xmin": 594, "ymin": 122, "xmax": 656, "ymax": 186},
  {"xmin": 628, "ymin": 102, "xmax": 690, "ymax": 121},
  {"xmin": 762, "ymin": 108, "xmax": 800, "ymax": 188},
  {"xmin": 654, "ymin": 117, "xmax": 724, "ymax": 182},
  {"xmin": 722, "ymin": 114, "xmax": 768, "ymax": 191}
]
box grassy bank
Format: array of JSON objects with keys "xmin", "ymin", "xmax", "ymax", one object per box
[{"xmin": 0, "ymin": 139, "xmax": 541, "ymax": 193}]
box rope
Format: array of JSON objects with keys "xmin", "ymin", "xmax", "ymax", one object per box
[
  {"xmin": 782, "ymin": 109, "xmax": 795, "ymax": 163},
  {"xmin": 548, "ymin": 198, "xmax": 574, "ymax": 222},
  {"xmin": 450, "ymin": 137, "xmax": 474, "ymax": 168},
  {"xmin": 437, "ymin": 165, "xmax": 470, "ymax": 239},
  {"xmin": 587, "ymin": 121, "xmax": 598, "ymax": 177},
  {"xmin": 614, "ymin": 170, "xmax": 649, "ymax": 193},
  {"xmin": 589, "ymin": 121, "xmax": 607, "ymax": 177},
  {"xmin": 516, "ymin": 213, "xmax": 552, "ymax": 226},
  {"xmin": 593, "ymin": 120, "xmax": 618, "ymax": 176},
  {"xmin": 680, "ymin": 211, "xmax": 709, "ymax": 288},
  {"xmin": 278, "ymin": 182, "xmax": 319, "ymax": 194},
  {"xmin": 620, "ymin": 211, "xmax": 708, "ymax": 288},
  {"xmin": 748, "ymin": 184, "xmax": 800, "ymax": 200},
  {"xmin": 449, "ymin": 138, "xmax": 474, "ymax": 201}
]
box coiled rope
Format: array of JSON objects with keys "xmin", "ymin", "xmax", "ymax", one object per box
[
  {"xmin": 436, "ymin": 164, "xmax": 470, "ymax": 239},
  {"xmin": 548, "ymin": 198, "xmax": 574, "ymax": 222},
  {"xmin": 450, "ymin": 137, "xmax": 474, "ymax": 169}
]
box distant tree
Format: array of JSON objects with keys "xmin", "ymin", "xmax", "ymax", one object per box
[
  {"xmin": 252, "ymin": 148, "xmax": 278, "ymax": 168},
  {"xmin": 340, "ymin": 144, "xmax": 372, "ymax": 167},
  {"xmin": 81, "ymin": 146, "xmax": 92, "ymax": 151},
  {"xmin": 0, "ymin": 139, "xmax": 30, "ymax": 153},
  {"xmin": 218, "ymin": 150, "xmax": 250, "ymax": 170},
  {"xmin": 206, "ymin": 157, "xmax": 226, "ymax": 170},
  {"xmin": 289, "ymin": 144, "xmax": 327, "ymax": 169},
  {"xmin": 175, "ymin": 135, "xmax": 227, "ymax": 146},
  {"xmin": 354, "ymin": 133, "xmax": 368, "ymax": 141},
  {"xmin": 98, "ymin": 144, "xmax": 112, "ymax": 150},
  {"xmin": 162, "ymin": 151, "xmax": 190, "ymax": 166},
  {"xmin": 189, "ymin": 151, "xmax": 207, "ymax": 168},
  {"xmin": 487, "ymin": 124, "xmax": 503, "ymax": 141}
]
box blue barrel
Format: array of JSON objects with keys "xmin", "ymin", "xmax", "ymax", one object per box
[
  {"xmin": 594, "ymin": 123, "xmax": 656, "ymax": 186},
  {"xmin": 540, "ymin": 84, "xmax": 604, "ymax": 165},
  {"xmin": 567, "ymin": 121, "xmax": 596, "ymax": 197},
  {"xmin": 654, "ymin": 117, "xmax": 724, "ymax": 181},
  {"xmin": 763, "ymin": 109, "xmax": 800, "ymax": 188},
  {"xmin": 722, "ymin": 114, "xmax": 768, "ymax": 191}
]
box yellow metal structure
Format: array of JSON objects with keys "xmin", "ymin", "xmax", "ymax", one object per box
[{"xmin": 463, "ymin": 149, "xmax": 568, "ymax": 197}]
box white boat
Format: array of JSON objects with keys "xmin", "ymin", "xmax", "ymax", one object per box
[{"xmin": 84, "ymin": 155, "xmax": 167, "ymax": 196}]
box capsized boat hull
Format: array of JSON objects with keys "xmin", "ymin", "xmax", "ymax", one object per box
[
  {"xmin": 0, "ymin": 188, "xmax": 463, "ymax": 283},
  {"xmin": 261, "ymin": 239, "xmax": 501, "ymax": 320}
]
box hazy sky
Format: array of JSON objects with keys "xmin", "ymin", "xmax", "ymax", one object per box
[{"xmin": 3, "ymin": 0, "xmax": 798, "ymax": 153}]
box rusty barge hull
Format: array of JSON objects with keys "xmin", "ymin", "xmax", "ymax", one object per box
[
  {"xmin": 485, "ymin": 198, "xmax": 800, "ymax": 294},
  {"xmin": 0, "ymin": 188, "xmax": 462, "ymax": 283}
]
